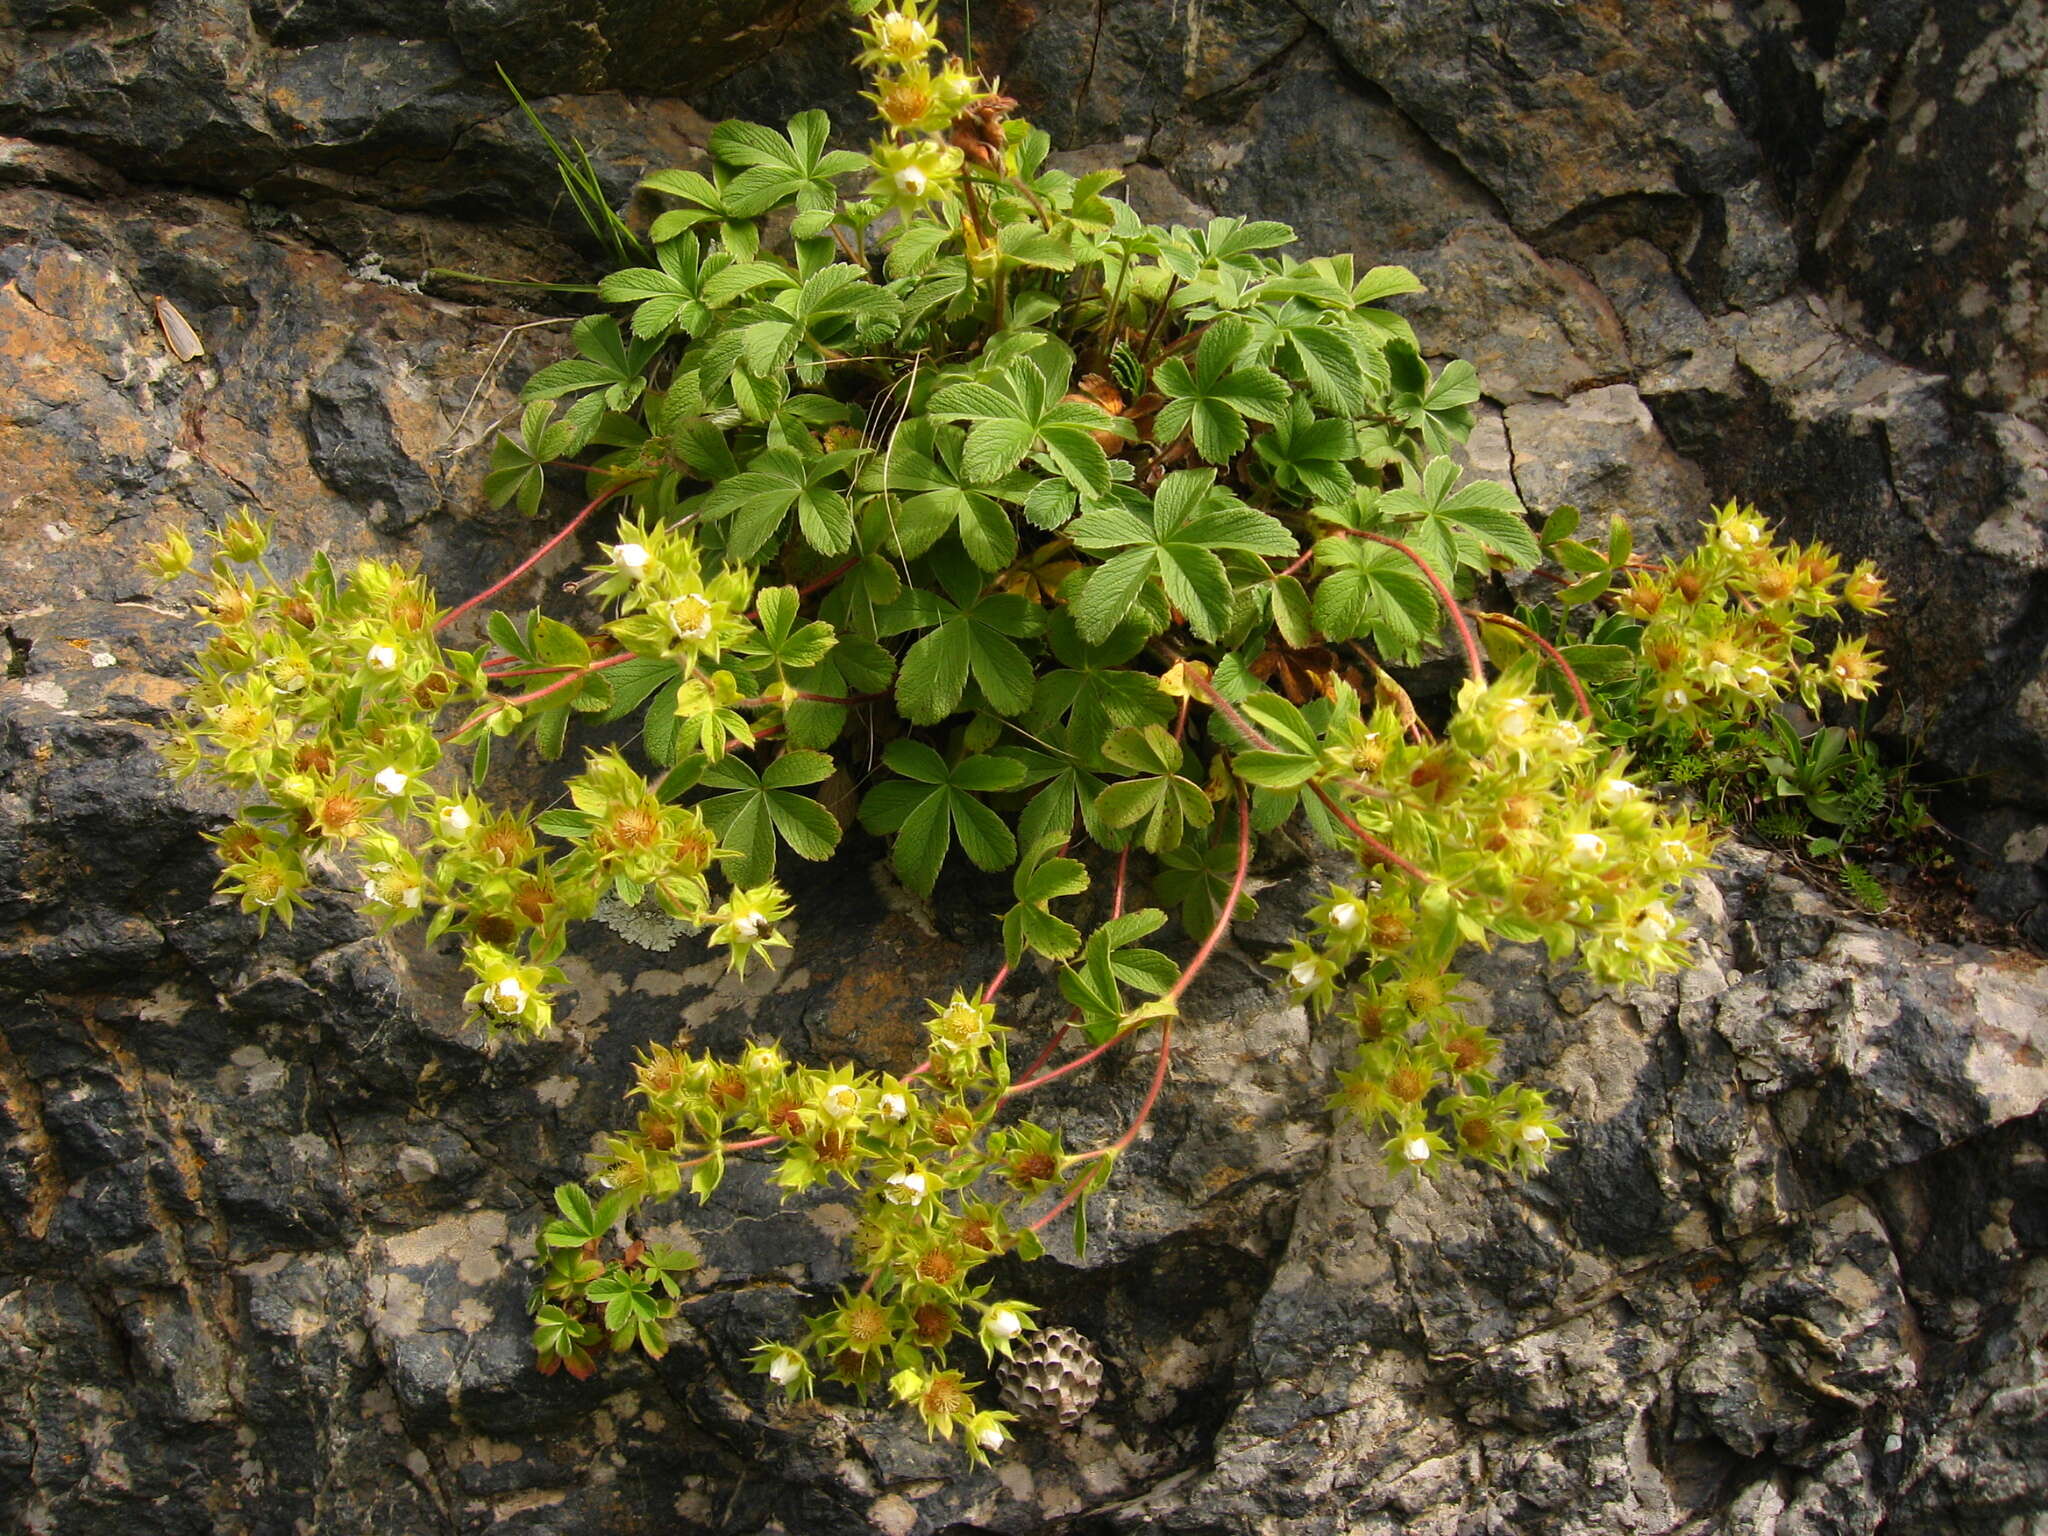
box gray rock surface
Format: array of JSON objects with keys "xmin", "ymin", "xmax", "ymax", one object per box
[{"xmin": 1, "ymin": 1, "xmax": 2045, "ymax": 1532}]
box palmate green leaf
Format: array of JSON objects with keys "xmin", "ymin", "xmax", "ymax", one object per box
[
  {"xmin": 1153, "ymin": 822, "xmax": 1258, "ymax": 935},
  {"xmin": 698, "ymin": 446, "xmax": 861, "ymax": 560},
  {"xmin": 928, "ymin": 349, "xmax": 1128, "ymax": 498},
  {"xmin": 1002, "ymin": 737, "xmax": 1113, "ymax": 861},
  {"xmin": 865, "ymin": 421, "xmax": 1030, "ymax": 570},
  {"xmin": 858, "ymin": 739, "xmax": 1024, "ymax": 896},
  {"xmin": 1058, "ymin": 907, "xmax": 1175, "ymax": 1039},
  {"xmin": 1002, "ymin": 853, "xmax": 1089, "ymax": 966},
  {"xmin": 1067, "ymin": 469, "xmax": 1295, "ymax": 644},
  {"xmin": 698, "ymin": 749, "xmax": 841, "ymax": 884},
  {"xmin": 1151, "ymin": 315, "xmax": 1290, "ymax": 465},
  {"xmin": 1377, "ymin": 456, "xmax": 1540, "ymax": 573},
  {"xmin": 1094, "ymin": 724, "xmax": 1212, "ymax": 853},
  {"xmin": 1311, "ymin": 536, "xmax": 1440, "ymax": 658},
  {"xmin": 1252, "ymin": 395, "xmax": 1356, "ymax": 504},
  {"xmin": 881, "ymin": 562, "xmax": 1044, "ymax": 724},
  {"xmin": 708, "ymin": 110, "xmax": 868, "ymax": 214},
  {"xmin": 485, "ymin": 400, "xmax": 577, "ymax": 516},
  {"xmin": 1026, "ymin": 610, "xmax": 1176, "ymax": 749}
]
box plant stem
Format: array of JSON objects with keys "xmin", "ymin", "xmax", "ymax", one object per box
[
  {"xmin": 1167, "ymin": 792, "xmax": 1251, "ymax": 1004},
  {"xmin": 440, "ymin": 478, "xmax": 639, "ymax": 632},
  {"xmin": 1308, "ymin": 781, "xmax": 1432, "ymax": 883},
  {"xmin": 1479, "ymin": 610, "xmax": 1594, "ymax": 720}
]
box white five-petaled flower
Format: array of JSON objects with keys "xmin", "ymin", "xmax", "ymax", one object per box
[
  {"xmin": 977, "ymin": 1423, "xmax": 1007, "ymax": 1453},
  {"xmin": 1402, "ymin": 1136, "xmax": 1431, "ymax": 1164},
  {"xmin": 732, "ymin": 911, "xmax": 771, "ymax": 943},
  {"xmin": 820, "ymin": 1083, "xmax": 861, "ymax": 1120},
  {"xmin": 614, "ymin": 541, "xmax": 651, "ymax": 574},
  {"xmin": 985, "ymin": 1307, "xmax": 1023, "ymax": 1340},
  {"xmin": 667, "ymin": 593, "xmax": 715, "ymax": 642},
  {"xmin": 366, "ymin": 642, "xmax": 400, "ymax": 672},
  {"xmin": 1568, "ymin": 831, "xmax": 1607, "ymax": 867},
  {"xmin": 1520, "ymin": 1123, "xmax": 1550, "ymax": 1149},
  {"xmin": 893, "ymin": 165, "xmax": 929, "ymax": 198},
  {"xmin": 373, "ymin": 765, "xmax": 408, "ymax": 796},
  {"xmin": 438, "ymin": 803, "xmax": 473, "ymax": 835},
  {"xmin": 1662, "ymin": 686, "xmax": 1691, "ymax": 713},
  {"xmin": 883, "ymin": 1169, "xmax": 928, "ymax": 1205},
  {"xmin": 1289, "ymin": 958, "xmax": 1322, "ymax": 990},
  {"xmin": 1552, "ymin": 720, "xmax": 1585, "ymax": 748},
  {"xmin": 1327, "ymin": 901, "xmax": 1362, "ymax": 934},
  {"xmin": 489, "ymin": 975, "xmax": 528, "ymax": 1015},
  {"xmin": 877, "ymin": 1091, "xmax": 909, "ymax": 1121},
  {"xmin": 768, "ymin": 1350, "xmax": 803, "ymax": 1386}
]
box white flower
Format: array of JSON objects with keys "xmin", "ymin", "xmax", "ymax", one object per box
[
  {"xmin": 1289, "ymin": 958, "xmax": 1322, "ymax": 990},
  {"xmin": 1568, "ymin": 831, "xmax": 1608, "ymax": 867},
  {"xmin": 1598, "ymin": 776, "xmax": 1640, "ymax": 806},
  {"xmin": 666, "ymin": 594, "xmax": 715, "ymax": 642},
  {"xmin": 1520, "ymin": 1123, "xmax": 1550, "ymax": 1149},
  {"xmin": 373, "ymin": 766, "xmax": 408, "ymax": 796},
  {"xmin": 366, "ymin": 642, "xmax": 399, "ymax": 672},
  {"xmin": 1741, "ymin": 665, "xmax": 1774, "ymax": 695},
  {"xmin": 1661, "ymin": 687, "xmax": 1691, "ymax": 713},
  {"xmin": 362, "ymin": 876, "xmax": 380, "ymax": 902},
  {"xmin": 893, "ymin": 165, "xmax": 929, "ymax": 198},
  {"xmin": 438, "ymin": 803, "xmax": 473, "ymax": 835},
  {"xmin": 613, "ymin": 541, "xmax": 651, "ymax": 574},
  {"xmin": 768, "ymin": 1350, "xmax": 803, "ymax": 1387},
  {"xmin": 977, "ymin": 1422, "xmax": 1007, "ymax": 1453},
  {"xmin": 1552, "ymin": 720, "xmax": 1585, "ymax": 749},
  {"xmin": 877, "ymin": 1091, "xmax": 909, "ymax": 1121},
  {"xmin": 1632, "ymin": 901, "xmax": 1676, "ymax": 944},
  {"xmin": 745, "ymin": 1046, "xmax": 784, "ymax": 1076},
  {"xmin": 488, "ymin": 975, "xmax": 527, "ymax": 1016},
  {"xmin": 732, "ymin": 911, "xmax": 771, "ymax": 943},
  {"xmin": 820, "ymin": 1083, "xmax": 861, "ymax": 1120},
  {"xmin": 883, "ymin": 1169, "xmax": 928, "ymax": 1205},
  {"xmin": 1497, "ymin": 696, "xmax": 1535, "ymax": 738},
  {"xmin": 1327, "ymin": 901, "xmax": 1362, "ymax": 934},
  {"xmin": 985, "ymin": 1308, "xmax": 1023, "ymax": 1340},
  {"xmin": 1402, "ymin": 1136, "xmax": 1431, "ymax": 1164},
  {"xmin": 1718, "ymin": 518, "xmax": 1764, "ymax": 553}
]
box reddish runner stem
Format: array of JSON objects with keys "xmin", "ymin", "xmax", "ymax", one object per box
[
  {"xmin": 1479, "ymin": 611, "xmax": 1594, "ymax": 720},
  {"xmin": 440, "ymin": 478, "xmax": 639, "ymax": 632}
]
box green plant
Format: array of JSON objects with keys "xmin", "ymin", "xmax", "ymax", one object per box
[{"xmin": 150, "ymin": 2, "xmax": 1894, "ymax": 1458}]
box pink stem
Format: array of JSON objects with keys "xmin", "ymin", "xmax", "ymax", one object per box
[{"xmin": 439, "ymin": 479, "xmax": 638, "ymax": 632}]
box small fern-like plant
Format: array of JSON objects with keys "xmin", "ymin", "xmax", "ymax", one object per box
[{"xmin": 149, "ymin": 0, "xmax": 1891, "ymax": 1458}]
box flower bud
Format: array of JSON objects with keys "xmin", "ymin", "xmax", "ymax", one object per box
[
  {"xmin": 438, "ymin": 803, "xmax": 473, "ymax": 835},
  {"xmin": 373, "ymin": 766, "xmax": 409, "ymax": 796},
  {"xmin": 1402, "ymin": 1136, "xmax": 1431, "ymax": 1164},
  {"xmin": 614, "ymin": 542, "xmax": 651, "ymax": 574},
  {"xmin": 985, "ymin": 1307, "xmax": 1022, "ymax": 1340},
  {"xmin": 366, "ymin": 643, "xmax": 400, "ymax": 673},
  {"xmin": 1568, "ymin": 831, "xmax": 1607, "ymax": 867}
]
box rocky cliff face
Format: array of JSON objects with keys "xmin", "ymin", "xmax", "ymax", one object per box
[{"xmin": 1, "ymin": 2, "xmax": 2044, "ymax": 1533}]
